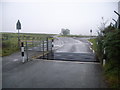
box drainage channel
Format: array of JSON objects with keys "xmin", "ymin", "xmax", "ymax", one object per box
[{"xmin": 37, "ymin": 52, "xmax": 99, "ymax": 62}]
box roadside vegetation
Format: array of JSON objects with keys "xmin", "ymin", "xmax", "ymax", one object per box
[
  {"xmin": 88, "ymin": 39, "xmax": 97, "ymax": 52},
  {"xmin": 89, "ymin": 25, "xmax": 120, "ymax": 88},
  {"xmin": 1, "ymin": 32, "xmax": 54, "ymax": 56}
]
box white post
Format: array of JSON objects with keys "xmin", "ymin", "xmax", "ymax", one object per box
[
  {"xmin": 103, "ymin": 59, "xmax": 106, "ymax": 66},
  {"xmin": 103, "ymin": 48, "xmax": 106, "ymax": 66},
  {"xmin": 21, "ymin": 42, "xmax": 25, "ymax": 63}
]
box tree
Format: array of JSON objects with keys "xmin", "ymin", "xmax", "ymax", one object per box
[{"xmin": 61, "ymin": 28, "xmax": 70, "ymax": 35}]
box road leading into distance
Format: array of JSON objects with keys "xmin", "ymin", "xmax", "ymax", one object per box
[
  {"xmin": 2, "ymin": 37, "xmax": 107, "ymax": 88},
  {"xmin": 52, "ymin": 37, "xmax": 97, "ymax": 62},
  {"xmin": 54, "ymin": 37, "xmax": 91, "ymax": 53}
]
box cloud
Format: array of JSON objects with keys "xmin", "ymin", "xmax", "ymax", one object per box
[
  {"xmin": 1, "ymin": 1, "xmax": 118, "ymax": 35},
  {"xmin": 1, "ymin": 0, "xmax": 120, "ymax": 3}
]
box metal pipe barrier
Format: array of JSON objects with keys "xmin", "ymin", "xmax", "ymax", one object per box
[{"xmin": 20, "ymin": 37, "xmax": 54, "ymax": 63}]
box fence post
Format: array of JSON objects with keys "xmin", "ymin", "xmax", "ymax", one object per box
[
  {"xmin": 51, "ymin": 38, "xmax": 54, "ymax": 51},
  {"xmin": 21, "ymin": 42, "xmax": 25, "ymax": 63},
  {"xmin": 32, "ymin": 37, "xmax": 34, "ymax": 47},
  {"xmin": 51, "ymin": 38, "xmax": 54, "ymax": 59},
  {"xmin": 103, "ymin": 59, "xmax": 106, "ymax": 66},
  {"xmin": 43, "ymin": 40, "xmax": 44, "ymax": 59},
  {"xmin": 47, "ymin": 37, "xmax": 49, "ymax": 51},
  {"xmin": 39, "ymin": 38, "xmax": 41, "ymax": 51},
  {"xmin": 103, "ymin": 48, "xmax": 106, "ymax": 66},
  {"xmin": 46, "ymin": 37, "xmax": 49, "ymax": 60},
  {"xmin": 34, "ymin": 37, "xmax": 36, "ymax": 47},
  {"xmin": 37, "ymin": 37, "xmax": 39, "ymax": 47}
]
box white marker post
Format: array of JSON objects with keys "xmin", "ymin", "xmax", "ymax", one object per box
[
  {"xmin": 103, "ymin": 59, "xmax": 106, "ymax": 66},
  {"xmin": 21, "ymin": 42, "xmax": 25, "ymax": 63},
  {"xmin": 103, "ymin": 48, "xmax": 106, "ymax": 66},
  {"xmin": 52, "ymin": 39, "xmax": 54, "ymax": 48},
  {"xmin": 51, "ymin": 38, "xmax": 54, "ymax": 59}
]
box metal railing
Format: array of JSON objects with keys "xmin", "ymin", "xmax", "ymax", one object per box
[{"xmin": 21, "ymin": 37, "xmax": 54, "ymax": 62}]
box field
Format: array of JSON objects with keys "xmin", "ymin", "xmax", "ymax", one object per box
[
  {"xmin": 0, "ymin": 32, "xmax": 55, "ymax": 56},
  {"xmin": 59, "ymin": 34, "xmax": 96, "ymax": 37}
]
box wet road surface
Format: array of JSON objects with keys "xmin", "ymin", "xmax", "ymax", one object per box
[
  {"xmin": 2, "ymin": 37, "xmax": 107, "ymax": 88},
  {"xmin": 54, "ymin": 37, "xmax": 91, "ymax": 53},
  {"xmin": 52, "ymin": 37, "xmax": 97, "ymax": 62},
  {"xmin": 3, "ymin": 60, "xmax": 106, "ymax": 88}
]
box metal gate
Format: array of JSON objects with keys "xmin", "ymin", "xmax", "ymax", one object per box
[{"xmin": 21, "ymin": 37, "xmax": 54, "ymax": 62}]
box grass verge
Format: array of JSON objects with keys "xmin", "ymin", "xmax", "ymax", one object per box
[
  {"xmin": 88, "ymin": 38, "xmax": 120, "ymax": 88},
  {"xmin": 104, "ymin": 60, "xmax": 120, "ymax": 88},
  {"xmin": 88, "ymin": 38, "xmax": 97, "ymax": 52}
]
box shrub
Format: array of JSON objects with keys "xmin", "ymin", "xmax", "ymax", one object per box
[{"xmin": 96, "ymin": 26, "xmax": 120, "ymax": 88}]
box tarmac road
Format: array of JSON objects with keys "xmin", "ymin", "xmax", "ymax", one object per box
[
  {"xmin": 54, "ymin": 37, "xmax": 92, "ymax": 53},
  {"xmin": 2, "ymin": 37, "xmax": 107, "ymax": 88},
  {"xmin": 3, "ymin": 60, "xmax": 106, "ymax": 88},
  {"xmin": 53, "ymin": 37, "xmax": 97, "ymax": 62}
]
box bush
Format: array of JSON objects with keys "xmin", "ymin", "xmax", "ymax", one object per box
[
  {"xmin": 96, "ymin": 26, "xmax": 120, "ymax": 88},
  {"xmin": 103, "ymin": 29, "xmax": 120, "ymax": 62}
]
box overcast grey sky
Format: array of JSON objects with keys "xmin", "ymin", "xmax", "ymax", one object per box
[{"xmin": 1, "ymin": 0, "xmax": 119, "ymax": 35}]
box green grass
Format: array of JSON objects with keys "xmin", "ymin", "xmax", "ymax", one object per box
[
  {"xmin": 88, "ymin": 38, "xmax": 97, "ymax": 52},
  {"xmin": 1, "ymin": 32, "xmax": 55, "ymax": 56},
  {"xmin": 2, "ymin": 38, "xmax": 19, "ymax": 56},
  {"xmin": 104, "ymin": 60, "xmax": 120, "ymax": 88}
]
